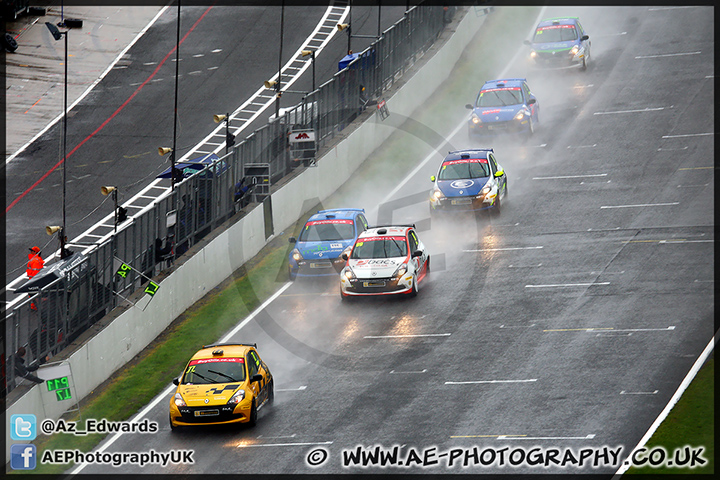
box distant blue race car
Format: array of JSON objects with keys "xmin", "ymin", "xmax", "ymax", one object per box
[
  {"xmin": 288, "ymin": 208, "xmax": 369, "ymax": 280},
  {"xmin": 523, "ymin": 17, "xmax": 591, "ymax": 71},
  {"xmin": 465, "ymin": 78, "xmax": 539, "ymax": 139},
  {"xmin": 429, "ymin": 149, "xmax": 507, "ymax": 216}
]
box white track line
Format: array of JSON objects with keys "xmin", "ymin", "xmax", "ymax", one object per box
[{"xmin": 613, "ymin": 332, "xmax": 716, "ymax": 477}]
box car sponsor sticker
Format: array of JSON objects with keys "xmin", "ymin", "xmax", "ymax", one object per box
[
  {"xmin": 330, "ymin": 243, "xmax": 343, "ymax": 249},
  {"xmin": 537, "ymin": 24, "xmax": 575, "ymax": 32},
  {"xmin": 189, "ymin": 358, "xmax": 244, "ymax": 365},
  {"xmin": 450, "ymin": 179, "xmax": 475, "ymax": 189},
  {"xmin": 357, "ymin": 236, "xmax": 406, "ymax": 242},
  {"xmin": 443, "ymin": 158, "xmax": 488, "ymax": 166},
  {"xmin": 354, "ymin": 259, "xmax": 398, "ymax": 267},
  {"xmin": 306, "ymin": 219, "xmax": 353, "ymax": 225},
  {"xmin": 480, "ymin": 87, "xmax": 521, "ymax": 93}
]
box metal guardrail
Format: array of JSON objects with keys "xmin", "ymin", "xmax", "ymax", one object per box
[{"xmin": 4, "ymin": 3, "xmax": 450, "ymax": 395}]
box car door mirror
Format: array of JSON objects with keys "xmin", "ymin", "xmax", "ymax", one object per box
[
  {"xmin": 494, "ymin": 170, "xmax": 504, "ymax": 177},
  {"xmin": 251, "ymin": 373, "xmax": 263, "ymax": 383},
  {"xmin": 173, "ymin": 377, "xmax": 179, "ymax": 386},
  {"xmin": 581, "ymin": 34, "xmax": 589, "ymax": 41},
  {"xmin": 465, "ymin": 104, "xmax": 474, "ymax": 110},
  {"xmin": 341, "ymin": 253, "xmax": 349, "ymax": 261},
  {"xmin": 412, "ymin": 249, "xmax": 423, "ymax": 258},
  {"xmin": 288, "ymin": 237, "xmax": 296, "ymax": 244},
  {"xmin": 523, "ymin": 39, "xmax": 531, "ymax": 45},
  {"xmin": 430, "ymin": 175, "xmax": 436, "ymax": 182},
  {"xmin": 527, "ymin": 98, "xmax": 536, "ymax": 105}
]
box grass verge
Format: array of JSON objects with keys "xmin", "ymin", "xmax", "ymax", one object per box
[{"xmin": 625, "ymin": 356, "xmax": 714, "ymax": 475}]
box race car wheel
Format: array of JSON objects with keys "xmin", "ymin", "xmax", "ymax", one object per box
[
  {"xmin": 268, "ymin": 380, "xmax": 275, "ymax": 406},
  {"xmin": 248, "ymin": 399, "xmax": 258, "ymax": 427},
  {"xmin": 169, "ymin": 415, "xmax": 180, "ymax": 433},
  {"xmin": 289, "ymin": 269, "xmax": 297, "ymax": 281},
  {"xmin": 340, "ymin": 288, "xmax": 351, "ymax": 302},
  {"xmin": 492, "ymin": 195, "xmax": 502, "ymax": 216},
  {"xmin": 581, "ymin": 57, "xmax": 587, "ymax": 71},
  {"xmin": 409, "ymin": 275, "xmax": 419, "ymax": 297}
]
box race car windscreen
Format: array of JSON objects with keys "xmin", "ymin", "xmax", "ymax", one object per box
[
  {"xmin": 439, "ymin": 160, "xmax": 490, "ymax": 180},
  {"xmin": 351, "ymin": 237, "xmax": 408, "ymax": 259},
  {"xmin": 533, "ymin": 25, "xmax": 578, "ymax": 43},
  {"xmin": 477, "ymin": 88, "xmax": 523, "ymax": 107},
  {"xmin": 298, "ymin": 220, "xmax": 355, "ymax": 242},
  {"xmin": 182, "ymin": 358, "xmax": 246, "ymax": 385}
]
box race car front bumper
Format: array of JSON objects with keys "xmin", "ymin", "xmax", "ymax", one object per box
[
  {"xmin": 468, "ymin": 119, "xmax": 531, "ymax": 137},
  {"xmin": 169, "ymin": 396, "xmax": 254, "ymax": 427},
  {"xmin": 430, "ymin": 192, "xmax": 498, "ymax": 213},
  {"xmin": 290, "ymin": 257, "xmax": 346, "ymax": 278},
  {"xmin": 340, "ymin": 275, "xmax": 414, "ymax": 296}
]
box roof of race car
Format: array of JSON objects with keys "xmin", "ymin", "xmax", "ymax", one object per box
[
  {"xmin": 537, "ymin": 17, "xmax": 578, "ymax": 27},
  {"xmin": 191, "ymin": 343, "xmax": 255, "ymax": 360},
  {"xmin": 307, "ymin": 208, "xmax": 365, "ymax": 222},
  {"xmin": 358, "ymin": 226, "xmax": 412, "ymax": 238},
  {"xmin": 481, "ymin": 78, "xmax": 526, "ymax": 90},
  {"xmin": 444, "ymin": 149, "xmax": 494, "ymax": 162}
]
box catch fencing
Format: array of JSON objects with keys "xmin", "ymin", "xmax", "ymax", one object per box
[{"xmin": 4, "ymin": 4, "xmax": 449, "ymax": 394}]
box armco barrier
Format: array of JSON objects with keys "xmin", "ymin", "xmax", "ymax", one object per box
[{"xmin": 6, "ymin": 7, "xmax": 489, "ymax": 461}]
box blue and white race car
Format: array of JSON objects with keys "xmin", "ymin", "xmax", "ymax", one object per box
[
  {"xmin": 523, "ymin": 17, "xmax": 591, "ymax": 70},
  {"xmin": 465, "ymin": 78, "xmax": 539, "ymax": 138},
  {"xmin": 429, "ymin": 149, "xmax": 507, "ymax": 216},
  {"xmin": 288, "ymin": 208, "xmax": 368, "ymax": 280}
]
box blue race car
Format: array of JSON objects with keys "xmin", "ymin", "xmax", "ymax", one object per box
[
  {"xmin": 429, "ymin": 149, "xmax": 507, "ymax": 216},
  {"xmin": 288, "ymin": 208, "xmax": 369, "ymax": 280},
  {"xmin": 523, "ymin": 17, "xmax": 591, "ymax": 70},
  {"xmin": 465, "ymin": 78, "xmax": 539, "ymax": 139}
]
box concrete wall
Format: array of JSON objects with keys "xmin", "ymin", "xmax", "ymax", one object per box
[{"xmin": 6, "ymin": 7, "xmax": 488, "ymax": 459}]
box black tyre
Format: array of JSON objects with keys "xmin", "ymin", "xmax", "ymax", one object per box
[
  {"xmin": 64, "ymin": 18, "xmax": 83, "ymax": 28},
  {"xmin": 247, "ymin": 399, "xmax": 257, "ymax": 427},
  {"xmin": 169, "ymin": 414, "xmax": 180, "ymax": 433},
  {"xmin": 28, "ymin": 7, "xmax": 46, "ymax": 16},
  {"xmin": 268, "ymin": 381, "xmax": 274, "ymax": 406},
  {"xmin": 409, "ymin": 275, "xmax": 419, "ymax": 297},
  {"xmin": 3, "ymin": 33, "xmax": 18, "ymax": 53},
  {"xmin": 492, "ymin": 195, "xmax": 502, "ymax": 216},
  {"xmin": 288, "ymin": 269, "xmax": 297, "ymax": 281}
]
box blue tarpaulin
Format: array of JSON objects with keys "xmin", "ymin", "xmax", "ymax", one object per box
[
  {"xmin": 157, "ymin": 153, "xmax": 221, "ymax": 178},
  {"xmin": 338, "ymin": 53, "xmax": 359, "ymax": 71}
]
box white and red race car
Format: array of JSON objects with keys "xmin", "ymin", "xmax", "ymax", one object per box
[{"xmin": 339, "ymin": 225, "xmax": 430, "ymax": 299}]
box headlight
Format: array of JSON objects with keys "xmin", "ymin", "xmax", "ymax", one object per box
[
  {"xmin": 480, "ymin": 185, "xmax": 492, "ymax": 196},
  {"xmin": 432, "ymin": 188, "xmax": 445, "ymax": 200},
  {"xmin": 227, "ymin": 388, "xmax": 245, "ymax": 405},
  {"xmin": 514, "ymin": 109, "xmax": 527, "ymax": 121},
  {"xmin": 529, "ymin": 50, "xmax": 537, "ymax": 59},
  {"xmin": 342, "ymin": 266, "xmax": 356, "ymax": 280},
  {"xmin": 471, "ymin": 113, "xmax": 480, "ymax": 124},
  {"xmin": 174, "ymin": 393, "xmax": 186, "ymax": 407},
  {"xmin": 392, "ymin": 264, "xmax": 408, "ymax": 279},
  {"xmin": 570, "ymin": 45, "xmax": 580, "ymax": 55},
  {"xmin": 292, "ymin": 248, "xmax": 303, "ymax": 261}
]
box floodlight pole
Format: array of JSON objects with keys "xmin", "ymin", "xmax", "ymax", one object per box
[
  {"xmin": 171, "ymin": 0, "xmax": 181, "ymax": 192},
  {"xmin": 275, "ymin": 0, "xmax": 285, "ymax": 120},
  {"xmin": 61, "ymin": 30, "xmax": 68, "ymax": 258}
]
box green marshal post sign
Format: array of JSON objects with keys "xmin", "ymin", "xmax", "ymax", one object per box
[{"xmin": 46, "ymin": 376, "xmax": 72, "ymax": 401}]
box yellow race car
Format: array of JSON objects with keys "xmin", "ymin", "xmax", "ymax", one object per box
[{"xmin": 169, "ymin": 343, "xmax": 274, "ymax": 431}]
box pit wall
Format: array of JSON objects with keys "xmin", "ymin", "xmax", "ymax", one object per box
[{"xmin": 7, "ymin": 7, "xmax": 488, "ymax": 459}]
